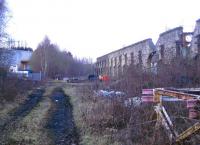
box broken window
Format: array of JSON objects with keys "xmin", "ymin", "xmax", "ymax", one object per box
[
  {"xmin": 197, "ymin": 35, "xmax": 200, "ymax": 53},
  {"xmin": 110, "ymin": 67, "xmax": 112, "ymax": 75},
  {"xmin": 111, "ymin": 58, "xmax": 113, "ymax": 67},
  {"xmin": 147, "ymin": 51, "xmax": 155, "ymax": 67},
  {"xmin": 138, "ymin": 51, "xmax": 142, "ymax": 65},
  {"xmin": 131, "ymin": 52, "xmax": 134, "ymax": 64},
  {"xmin": 107, "ymin": 59, "xmax": 109, "ymax": 67},
  {"xmin": 176, "ymin": 41, "xmax": 181, "ymax": 57},
  {"xmin": 160, "ymin": 45, "xmax": 165, "ymax": 59},
  {"xmin": 119, "ymin": 55, "xmax": 122, "ymax": 66},
  {"xmin": 124, "ymin": 53, "xmax": 127, "ymax": 65}
]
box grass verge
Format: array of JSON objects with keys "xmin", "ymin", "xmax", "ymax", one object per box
[
  {"xmin": 62, "ymin": 83, "xmax": 121, "ymax": 145},
  {"xmin": 0, "ymin": 90, "xmax": 33, "ymax": 129},
  {"xmin": 5, "ymin": 86, "xmax": 54, "ymax": 145}
]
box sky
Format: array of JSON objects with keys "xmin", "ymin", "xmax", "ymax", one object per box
[{"xmin": 6, "ymin": 0, "xmax": 200, "ymax": 61}]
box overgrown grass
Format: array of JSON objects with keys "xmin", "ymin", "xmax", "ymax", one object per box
[
  {"xmin": 62, "ymin": 82, "xmax": 200, "ymax": 145},
  {"xmin": 0, "ymin": 77, "xmax": 42, "ymax": 123},
  {"xmin": 63, "ymin": 83, "xmax": 123, "ymax": 145},
  {"xmin": 0, "ymin": 103, "xmax": 18, "ymax": 127},
  {"xmin": 0, "ymin": 80, "xmax": 38, "ymax": 130},
  {"xmin": 6, "ymin": 86, "xmax": 54, "ymax": 145}
]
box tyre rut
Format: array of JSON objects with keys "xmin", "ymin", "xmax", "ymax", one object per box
[
  {"xmin": 47, "ymin": 88, "xmax": 79, "ymax": 145},
  {"xmin": 0, "ymin": 88, "xmax": 45, "ymax": 143}
]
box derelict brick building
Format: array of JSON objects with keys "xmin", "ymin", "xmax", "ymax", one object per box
[{"xmin": 96, "ymin": 18, "xmax": 200, "ymax": 78}]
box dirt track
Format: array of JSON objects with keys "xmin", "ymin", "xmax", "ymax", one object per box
[
  {"xmin": 0, "ymin": 84, "xmax": 80, "ymax": 145},
  {"xmin": 0, "ymin": 88, "xmax": 44, "ymax": 144},
  {"xmin": 47, "ymin": 88, "xmax": 79, "ymax": 145}
]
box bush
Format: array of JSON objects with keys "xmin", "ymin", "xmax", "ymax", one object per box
[
  {"xmin": 0, "ymin": 77, "xmax": 41, "ymax": 103},
  {"xmin": 76, "ymin": 85, "xmax": 200, "ymax": 145}
]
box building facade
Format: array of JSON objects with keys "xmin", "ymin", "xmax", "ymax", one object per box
[
  {"xmin": 96, "ymin": 38, "xmax": 157, "ymax": 77},
  {"xmin": 156, "ymin": 27, "xmax": 193, "ymax": 63},
  {"xmin": 96, "ymin": 18, "xmax": 200, "ymax": 78},
  {"xmin": 191, "ymin": 19, "xmax": 200, "ymax": 58},
  {"xmin": 0, "ymin": 47, "xmax": 33, "ymax": 71}
]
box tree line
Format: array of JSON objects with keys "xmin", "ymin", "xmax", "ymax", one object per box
[{"xmin": 30, "ymin": 36, "xmax": 93, "ymax": 79}]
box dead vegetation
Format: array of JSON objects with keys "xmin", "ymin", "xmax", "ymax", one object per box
[
  {"xmin": 60, "ymin": 52, "xmax": 200, "ymax": 144},
  {"xmin": 115, "ymin": 57, "xmax": 200, "ymax": 98},
  {"xmin": 0, "ymin": 69, "xmax": 43, "ymax": 136},
  {"xmin": 63, "ymin": 84, "xmax": 129, "ymax": 145},
  {"xmin": 2, "ymin": 85, "xmax": 55, "ymax": 145},
  {"xmin": 7, "ymin": 96, "xmax": 52, "ymax": 145},
  {"xmin": 109, "ymin": 57, "xmax": 200, "ymax": 144},
  {"xmin": 0, "ymin": 70, "xmax": 41, "ymax": 103},
  {"xmin": 1, "ymin": 56, "xmax": 200, "ymax": 145}
]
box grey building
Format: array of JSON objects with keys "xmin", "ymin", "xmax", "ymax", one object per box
[
  {"xmin": 96, "ymin": 18, "xmax": 200, "ymax": 78},
  {"xmin": 0, "ymin": 47, "xmax": 33, "ymax": 71},
  {"xmin": 96, "ymin": 38, "xmax": 156, "ymax": 77},
  {"xmin": 191, "ymin": 19, "xmax": 200, "ymax": 58},
  {"xmin": 156, "ymin": 27, "xmax": 192, "ymax": 63}
]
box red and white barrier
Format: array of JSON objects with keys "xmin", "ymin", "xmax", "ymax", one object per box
[
  {"xmin": 142, "ymin": 89, "xmax": 154, "ymax": 103},
  {"xmin": 187, "ymin": 99, "xmax": 199, "ymax": 119}
]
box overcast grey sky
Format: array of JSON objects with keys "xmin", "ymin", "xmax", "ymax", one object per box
[{"xmin": 6, "ymin": 0, "xmax": 200, "ymax": 61}]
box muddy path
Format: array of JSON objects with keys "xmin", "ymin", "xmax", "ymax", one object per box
[
  {"xmin": 47, "ymin": 88, "xmax": 79, "ymax": 145},
  {"xmin": 0, "ymin": 88, "xmax": 44, "ymax": 143}
]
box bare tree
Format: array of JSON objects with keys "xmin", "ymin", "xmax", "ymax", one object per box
[
  {"xmin": 0, "ymin": 0, "xmax": 9, "ymax": 95},
  {"xmin": 30, "ymin": 36, "xmax": 56, "ymax": 77},
  {"xmin": 30, "ymin": 36, "xmax": 94, "ymax": 79},
  {"xmin": 0, "ymin": 0, "xmax": 8, "ymax": 43}
]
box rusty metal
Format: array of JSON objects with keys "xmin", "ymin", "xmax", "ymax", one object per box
[
  {"xmin": 155, "ymin": 105, "xmax": 178, "ymax": 142},
  {"xmin": 176, "ymin": 122, "xmax": 200, "ymax": 143},
  {"xmin": 154, "ymin": 88, "xmax": 200, "ymax": 100},
  {"xmin": 151, "ymin": 88, "xmax": 200, "ymax": 144}
]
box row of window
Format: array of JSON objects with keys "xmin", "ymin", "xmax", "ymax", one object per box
[
  {"xmin": 97, "ymin": 51, "xmax": 143, "ymax": 68},
  {"xmin": 96, "ymin": 65, "xmax": 127, "ymax": 76}
]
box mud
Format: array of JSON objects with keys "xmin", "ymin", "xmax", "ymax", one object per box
[
  {"xmin": 47, "ymin": 89, "xmax": 79, "ymax": 145},
  {"xmin": 0, "ymin": 88, "xmax": 44, "ymax": 143}
]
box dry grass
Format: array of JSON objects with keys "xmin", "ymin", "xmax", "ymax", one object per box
[
  {"xmin": 6, "ymin": 87, "xmax": 53, "ymax": 145},
  {"xmin": 0, "ymin": 89, "xmax": 33, "ymax": 129},
  {"xmin": 62, "ymin": 83, "xmax": 200, "ymax": 145},
  {"xmin": 63, "ymin": 83, "xmax": 124, "ymax": 145},
  {"xmin": 0, "ymin": 103, "xmax": 18, "ymax": 127},
  {"xmin": 0, "ymin": 78, "xmax": 43, "ymax": 130}
]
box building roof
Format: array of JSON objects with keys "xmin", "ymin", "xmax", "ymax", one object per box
[
  {"xmin": 97, "ymin": 38, "xmax": 153, "ymax": 60},
  {"xmin": 159, "ymin": 26, "xmax": 183, "ymax": 37},
  {"xmin": 11, "ymin": 47, "xmax": 33, "ymax": 52}
]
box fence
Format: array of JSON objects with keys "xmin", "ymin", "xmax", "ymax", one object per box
[{"xmin": 8, "ymin": 72, "xmax": 43, "ymax": 81}]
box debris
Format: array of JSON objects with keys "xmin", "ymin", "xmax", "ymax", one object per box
[
  {"xmin": 124, "ymin": 97, "xmax": 141, "ymax": 107},
  {"xmin": 95, "ymin": 90, "xmax": 125, "ymax": 97},
  {"xmin": 143, "ymin": 88, "xmax": 200, "ymax": 144}
]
